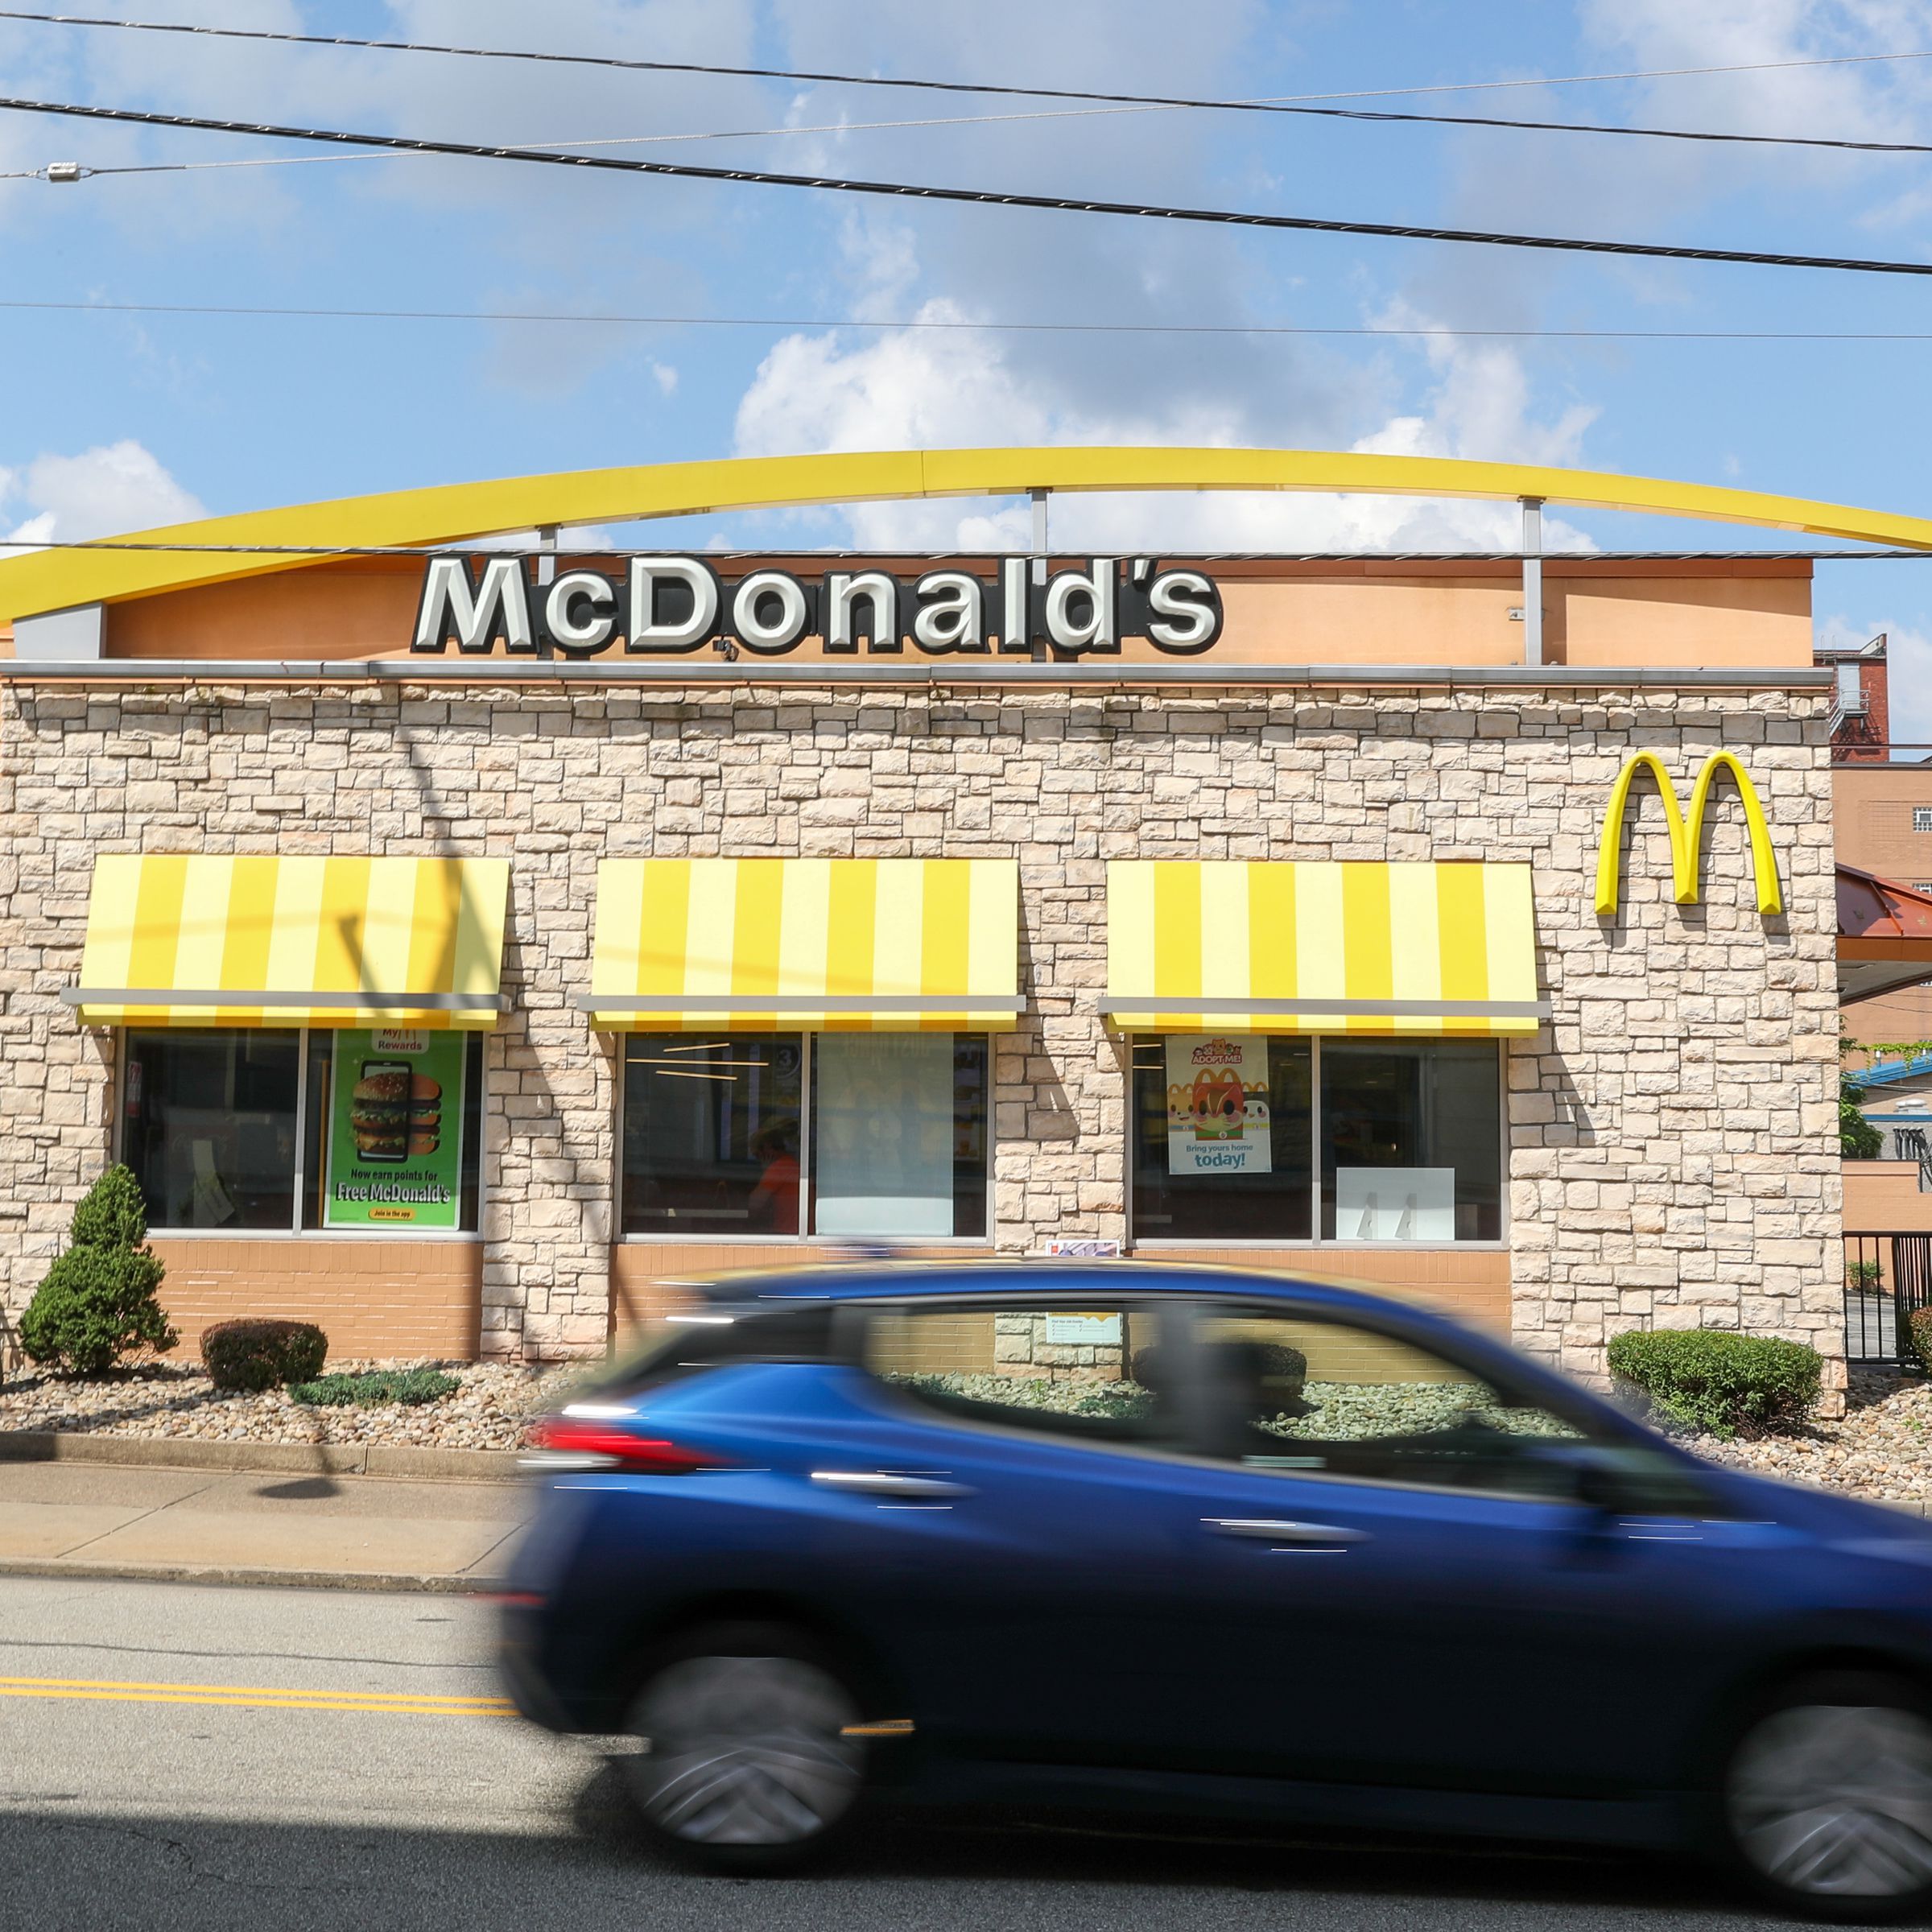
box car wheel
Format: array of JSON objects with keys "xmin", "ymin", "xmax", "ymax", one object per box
[
  {"xmin": 621, "ymin": 1623, "xmax": 866, "ymax": 1871},
  {"xmin": 1720, "ymin": 1670, "xmax": 1932, "ymax": 1922}
]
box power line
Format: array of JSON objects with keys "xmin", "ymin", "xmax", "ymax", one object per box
[
  {"xmin": 8, "ymin": 93, "xmax": 1932, "ymax": 280},
  {"xmin": 1, "ymin": 10, "xmax": 1930, "ymax": 163},
  {"xmin": 4, "ymin": 7, "xmax": 1930, "ymax": 116},
  {"xmin": 8, "ymin": 294, "xmax": 1932, "ymax": 345}
]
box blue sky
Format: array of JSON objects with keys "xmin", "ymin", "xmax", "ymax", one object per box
[{"xmin": 2, "ymin": 2, "xmax": 1931, "ymax": 722}]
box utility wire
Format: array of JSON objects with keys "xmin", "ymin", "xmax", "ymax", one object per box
[
  {"xmin": 1, "ymin": 10, "xmax": 1930, "ymax": 162},
  {"xmin": 8, "ymin": 295, "xmax": 1932, "ymax": 345},
  {"xmin": 4, "ymin": 7, "xmax": 1930, "ymax": 115},
  {"xmin": 8, "ymin": 93, "xmax": 1932, "ymax": 279}
]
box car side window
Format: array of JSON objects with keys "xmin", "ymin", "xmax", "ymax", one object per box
[
  {"xmin": 1192, "ymin": 1307, "xmax": 1589, "ymax": 1501},
  {"xmin": 863, "ymin": 1301, "xmax": 1179, "ymax": 1448}
]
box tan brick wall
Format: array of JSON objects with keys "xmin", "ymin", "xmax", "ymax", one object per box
[
  {"xmin": 0, "ymin": 679, "xmax": 1839, "ymax": 1388},
  {"xmin": 148, "ymin": 1236, "xmax": 481, "ymax": 1360}
]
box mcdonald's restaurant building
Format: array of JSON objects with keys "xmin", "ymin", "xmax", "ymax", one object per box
[{"xmin": 0, "ymin": 452, "xmax": 1846, "ymax": 1391}]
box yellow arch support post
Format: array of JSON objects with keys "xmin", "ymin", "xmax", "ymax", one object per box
[
  {"xmin": 1595, "ymin": 753, "xmax": 1690, "ymax": 917},
  {"xmin": 4, "ymin": 444, "xmax": 1932, "ymax": 622},
  {"xmin": 1685, "ymin": 752, "xmax": 1784, "ymax": 916}
]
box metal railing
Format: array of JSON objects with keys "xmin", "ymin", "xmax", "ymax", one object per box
[{"xmin": 1843, "ymin": 1232, "xmax": 1932, "ymax": 1367}]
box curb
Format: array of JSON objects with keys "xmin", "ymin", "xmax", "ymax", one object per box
[
  {"xmin": 0, "ymin": 1555, "xmax": 497, "ymax": 1593},
  {"xmin": 0, "ymin": 1430, "xmax": 524, "ymax": 1484}
]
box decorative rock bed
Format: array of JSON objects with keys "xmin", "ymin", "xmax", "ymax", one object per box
[
  {"xmin": 0, "ymin": 1358, "xmax": 579, "ymax": 1452},
  {"xmin": 1688, "ymin": 1370, "xmax": 1932, "ymax": 1505},
  {"xmin": 4, "ymin": 1359, "xmax": 1929, "ymax": 1506}
]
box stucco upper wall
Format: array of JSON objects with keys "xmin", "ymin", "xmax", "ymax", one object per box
[{"xmin": 98, "ymin": 555, "xmax": 1814, "ymax": 671}]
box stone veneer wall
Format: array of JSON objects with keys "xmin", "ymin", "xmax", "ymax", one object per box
[{"xmin": 0, "ymin": 679, "xmax": 1839, "ymax": 1385}]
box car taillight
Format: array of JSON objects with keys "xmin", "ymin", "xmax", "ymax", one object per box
[{"xmin": 525, "ymin": 1415, "xmax": 728, "ymax": 1474}]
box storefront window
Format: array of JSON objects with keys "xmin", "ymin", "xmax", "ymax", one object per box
[
  {"xmin": 620, "ymin": 1034, "xmax": 989, "ymax": 1241},
  {"xmin": 1130, "ymin": 1037, "xmax": 1314, "ymax": 1241},
  {"xmin": 1129, "ymin": 1035, "xmax": 1502, "ymax": 1246},
  {"xmin": 1319, "ymin": 1040, "xmax": 1502, "ymax": 1243},
  {"xmin": 620, "ymin": 1035, "xmax": 806, "ymax": 1236},
  {"xmin": 123, "ymin": 1028, "xmax": 482, "ymax": 1235},
  {"xmin": 122, "ymin": 1030, "xmax": 301, "ymax": 1230}
]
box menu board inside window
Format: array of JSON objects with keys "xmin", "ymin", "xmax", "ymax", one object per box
[{"xmin": 324, "ymin": 1028, "xmax": 466, "ymax": 1230}]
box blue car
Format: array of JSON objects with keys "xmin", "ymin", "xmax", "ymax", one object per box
[{"xmin": 500, "ymin": 1263, "xmax": 1932, "ymax": 1918}]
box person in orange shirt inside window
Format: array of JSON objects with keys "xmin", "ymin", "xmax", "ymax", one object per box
[{"xmin": 748, "ymin": 1120, "xmax": 801, "ymax": 1234}]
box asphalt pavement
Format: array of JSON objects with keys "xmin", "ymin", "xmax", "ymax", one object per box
[{"xmin": 0, "ymin": 1575, "xmax": 1821, "ymax": 1931}]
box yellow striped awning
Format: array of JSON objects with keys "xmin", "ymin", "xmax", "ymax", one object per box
[
  {"xmin": 64, "ymin": 855, "xmax": 510, "ymax": 1030},
  {"xmin": 584, "ymin": 858, "xmax": 1020, "ymax": 1032},
  {"xmin": 1100, "ymin": 861, "xmax": 1546, "ymax": 1035}
]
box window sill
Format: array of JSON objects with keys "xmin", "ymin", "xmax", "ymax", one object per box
[{"xmin": 147, "ymin": 1228, "xmax": 484, "ymax": 1243}]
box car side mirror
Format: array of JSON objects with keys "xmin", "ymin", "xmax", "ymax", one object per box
[{"xmin": 1558, "ymin": 1443, "xmax": 1718, "ymax": 1517}]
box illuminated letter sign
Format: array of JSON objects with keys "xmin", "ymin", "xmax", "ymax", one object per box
[
  {"xmin": 1595, "ymin": 751, "xmax": 1782, "ymax": 917},
  {"xmin": 409, "ymin": 555, "xmax": 1223, "ymax": 658}
]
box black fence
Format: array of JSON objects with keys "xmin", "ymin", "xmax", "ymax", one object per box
[{"xmin": 1844, "ymin": 1232, "xmax": 1932, "ymax": 1366}]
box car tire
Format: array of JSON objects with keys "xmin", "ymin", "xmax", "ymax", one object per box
[
  {"xmin": 619, "ymin": 1621, "xmax": 868, "ymax": 1872},
  {"xmin": 1718, "ymin": 1669, "xmax": 1932, "ymax": 1922}
]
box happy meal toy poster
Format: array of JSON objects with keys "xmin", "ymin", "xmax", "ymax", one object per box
[{"xmin": 1164, "ymin": 1036, "xmax": 1272, "ymax": 1176}]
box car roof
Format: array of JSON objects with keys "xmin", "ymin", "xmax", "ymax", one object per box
[{"xmin": 666, "ymin": 1257, "xmax": 1467, "ymax": 1332}]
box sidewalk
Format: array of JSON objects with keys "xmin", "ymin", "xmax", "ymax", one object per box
[{"xmin": 0, "ymin": 1455, "xmax": 529, "ymax": 1591}]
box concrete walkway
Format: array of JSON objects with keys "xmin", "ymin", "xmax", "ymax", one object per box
[{"xmin": 0, "ymin": 1459, "xmax": 529, "ymax": 1591}]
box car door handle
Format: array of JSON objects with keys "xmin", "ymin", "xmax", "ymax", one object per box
[
  {"xmin": 1203, "ymin": 1517, "xmax": 1373, "ymax": 1546},
  {"xmin": 811, "ymin": 1471, "xmax": 976, "ymax": 1498}
]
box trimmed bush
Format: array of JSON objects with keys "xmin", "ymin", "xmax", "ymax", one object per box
[
  {"xmin": 288, "ymin": 1368, "xmax": 459, "ymax": 1408},
  {"xmin": 200, "ymin": 1319, "xmax": 328, "ymax": 1393},
  {"xmin": 1607, "ymin": 1328, "xmax": 1822, "ymax": 1439},
  {"xmin": 1907, "ymin": 1307, "xmax": 1932, "ymax": 1378},
  {"xmin": 19, "ymin": 1166, "xmax": 175, "ymax": 1376}
]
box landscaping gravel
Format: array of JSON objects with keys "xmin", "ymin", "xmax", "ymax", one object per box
[
  {"xmin": 6, "ymin": 1355, "xmax": 1930, "ymax": 1505},
  {"xmin": 1686, "ymin": 1369, "xmax": 1932, "ymax": 1505},
  {"xmin": 0, "ymin": 1357, "xmax": 579, "ymax": 1452}
]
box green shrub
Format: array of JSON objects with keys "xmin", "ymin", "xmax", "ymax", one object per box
[
  {"xmin": 1907, "ymin": 1308, "xmax": 1932, "ymax": 1377},
  {"xmin": 200, "ymin": 1319, "xmax": 328, "ymax": 1393},
  {"xmin": 19, "ymin": 1166, "xmax": 175, "ymax": 1376},
  {"xmin": 288, "ymin": 1368, "xmax": 459, "ymax": 1408},
  {"xmin": 1607, "ymin": 1328, "xmax": 1822, "ymax": 1439},
  {"xmin": 1847, "ymin": 1259, "xmax": 1883, "ymax": 1293}
]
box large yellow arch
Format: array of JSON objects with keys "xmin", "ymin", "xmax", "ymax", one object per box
[{"xmin": 3, "ymin": 445, "xmax": 1930, "ymax": 622}]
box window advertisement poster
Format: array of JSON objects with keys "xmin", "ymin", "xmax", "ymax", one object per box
[
  {"xmin": 1164, "ymin": 1035, "xmax": 1271, "ymax": 1176},
  {"xmin": 1335, "ymin": 1166, "xmax": 1456, "ymax": 1243},
  {"xmin": 324, "ymin": 1028, "xmax": 464, "ymax": 1229}
]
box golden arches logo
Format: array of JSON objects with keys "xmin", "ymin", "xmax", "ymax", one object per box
[{"xmin": 1594, "ymin": 752, "xmax": 1782, "ymax": 919}]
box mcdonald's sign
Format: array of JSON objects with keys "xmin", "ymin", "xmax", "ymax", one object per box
[{"xmin": 1594, "ymin": 751, "xmax": 1782, "ymax": 919}]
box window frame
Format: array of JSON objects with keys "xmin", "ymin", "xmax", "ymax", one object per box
[
  {"xmin": 1915, "ymin": 807, "xmax": 1932, "ymax": 833},
  {"xmin": 616, "ymin": 1030, "xmax": 997, "ymax": 1246},
  {"xmin": 114, "ymin": 1026, "xmax": 486, "ymax": 1243},
  {"xmin": 847, "ymin": 1290, "xmax": 1694, "ymax": 1510},
  {"xmin": 1127, "ymin": 1034, "xmax": 1511, "ymax": 1252}
]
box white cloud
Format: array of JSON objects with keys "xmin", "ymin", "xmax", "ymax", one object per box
[
  {"xmin": 732, "ymin": 291, "xmax": 1596, "ymax": 553},
  {"xmin": 2, "ymin": 440, "xmax": 204, "ymax": 547}
]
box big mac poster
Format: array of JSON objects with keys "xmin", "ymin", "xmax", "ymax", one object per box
[{"xmin": 324, "ymin": 1028, "xmax": 464, "ymax": 1229}]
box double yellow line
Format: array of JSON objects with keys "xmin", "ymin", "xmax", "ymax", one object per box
[{"xmin": 0, "ymin": 1674, "xmax": 515, "ymax": 1717}]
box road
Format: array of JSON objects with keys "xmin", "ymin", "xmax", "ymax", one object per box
[{"xmin": 0, "ymin": 1575, "xmax": 1801, "ymax": 1931}]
